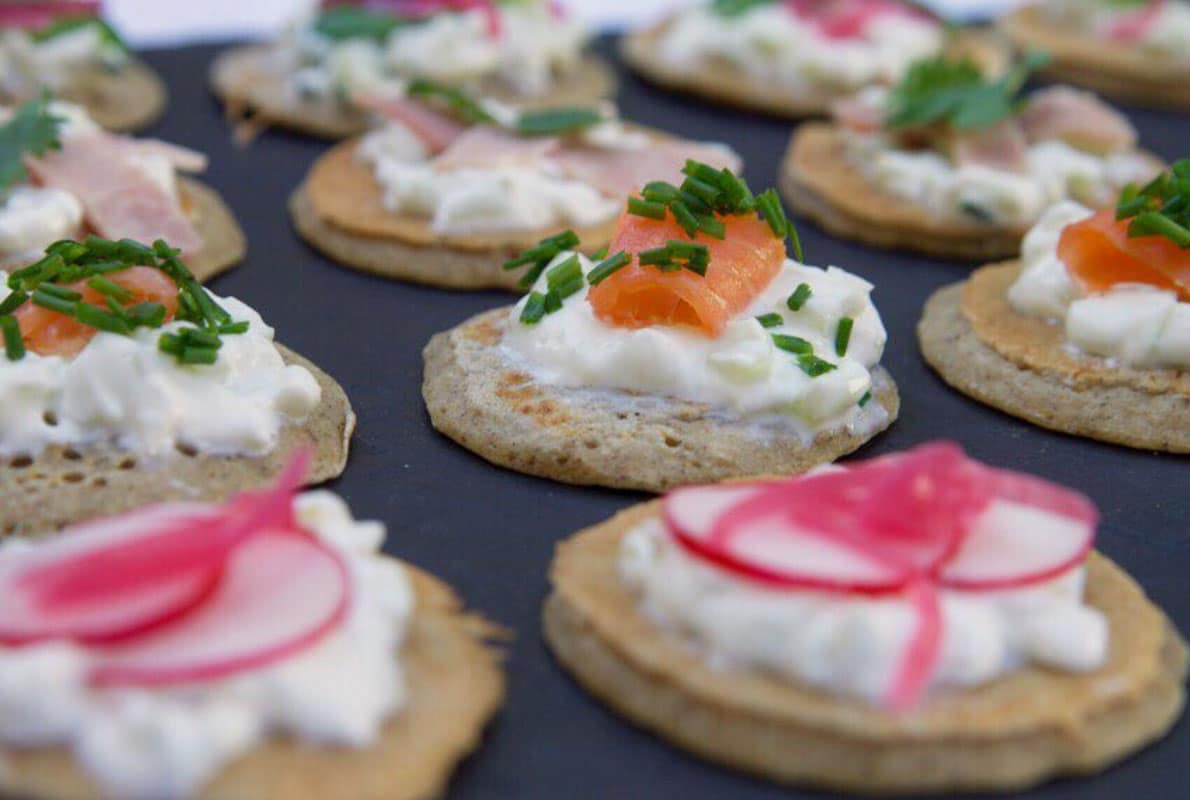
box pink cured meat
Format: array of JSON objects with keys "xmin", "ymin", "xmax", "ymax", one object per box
[
  {"xmin": 1019, "ymin": 86, "xmax": 1138, "ymax": 155},
  {"xmin": 555, "ymin": 140, "xmax": 742, "ymax": 198},
  {"xmin": 89, "ymin": 529, "xmax": 350, "ymax": 687},
  {"xmin": 0, "ymin": 2, "xmax": 100, "ymax": 29},
  {"xmin": 949, "ymin": 120, "xmax": 1030, "ymax": 174},
  {"xmin": 26, "ymin": 132, "xmax": 204, "ymax": 256},
  {"xmin": 356, "ymin": 94, "xmax": 469, "ymax": 154},
  {"xmin": 435, "ymin": 126, "xmax": 561, "ymax": 170}
]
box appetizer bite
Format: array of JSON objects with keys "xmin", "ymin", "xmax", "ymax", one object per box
[
  {"xmin": 423, "ymin": 163, "xmax": 898, "ymax": 491},
  {"xmin": 781, "ymin": 54, "xmax": 1165, "ymax": 260},
  {"xmin": 544, "ymin": 442, "xmax": 1188, "ymax": 793},
  {"xmin": 919, "ymin": 161, "xmax": 1189, "ymax": 452},
  {"xmin": 0, "ymin": 96, "xmax": 245, "ymax": 281},
  {"xmin": 0, "ymin": 236, "xmax": 354, "ymax": 538},
  {"xmin": 0, "ymin": 455, "xmax": 504, "ymax": 800},
  {"xmin": 0, "ymin": 1, "xmax": 166, "ymax": 132},
  {"xmin": 1003, "ymin": 0, "xmax": 1190, "ymax": 111},
  {"xmin": 212, "ymin": 0, "xmax": 614, "ymax": 140},
  {"xmin": 623, "ymin": 0, "xmax": 1001, "ymax": 118},
  {"xmin": 291, "ymin": 87, "xmax": 740, "ymax": 289}
]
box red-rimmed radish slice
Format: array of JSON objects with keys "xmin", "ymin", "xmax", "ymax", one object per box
[
  {"xmin": 0, "ymin": 503, "xmax": 224, "ymax": 645},
  {"xmin": 89, "ymin": 529, "xmax": 351, "ymax": 687},
  {"xmin": 26, "ymin": 450, "xmax": 313, "ymax": 610},
  {"xmin": 938, "ymin": 500, "xmax": 1095, "ymax": 590},
  {"xmin": 886, "ymin": 580, "xmax": 942, "ymax": 710},
  {"xmin": 0, "ymin": 2, "xmax": 100, "ymax": 29},
  {"xmin": 1107, "ymin": 0, "xmax": 1165, "ymax": 42},
  {"xmin": 785, "ymin": 0, "xmax": 930, "ymax": 39},
  {"xmin": 665, "ymin": 484, "xmax": 912, "ymax": 593}
]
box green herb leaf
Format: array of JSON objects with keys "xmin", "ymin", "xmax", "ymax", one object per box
[
  {"xmin": 0, "ymin": 94, "xmax": 64, "ymax": 192},
  {"xmin": 314, "ymin": 7, "xmax": 404, "ymax": 41},
  {"xmin": 406, "ymin": 78, "xmax": 496, "ymax": 125},
  {"xmin": 1, "ymin": 316, "xmax": 23, "ymax": 361},
  {"xmin": 516, "ymin": 107, "xmax": 604, "ymax": 136},
  {"xmin": 1115, "ymin": 159, "xmax": 1190, "ymax": 249},
  {"xmin": 32, "ymin": 16, "xmax": 128, "ymax": 53}
]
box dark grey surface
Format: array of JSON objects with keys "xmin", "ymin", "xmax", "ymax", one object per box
[{"xmin": 139, "ymin": 39, "xmax": 1186, "ymax": 799}]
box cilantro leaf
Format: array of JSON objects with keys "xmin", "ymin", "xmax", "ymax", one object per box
[
  {"xmin": 32, "ymin": 16, "xmax": 128, "ymax": 54},
  {"xmin": 0, "ymin": 95, "xmax": 64, "ymax": 192},
  {"xmin": 314, "ymin": 7, "xmax": 407, "ymax": 41}
]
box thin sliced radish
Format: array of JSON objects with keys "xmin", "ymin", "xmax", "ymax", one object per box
[
  {"xmin": 938, "ymin": 500, "xmax": 1095, "ymax": 590},
  {"xmin": 886, "ymin": 580, "xmax": 942, "ymax": 711},
  {"xmin": 89, "ymin": 529, "xmax": 350, "ymax": 687},
  {"xmin": 0, "ymin": 2, "xmax": 100, "ymax": 29},
  {"xmin": 0, "ymin": 504, "xmax": 223, "ymax": 645}
]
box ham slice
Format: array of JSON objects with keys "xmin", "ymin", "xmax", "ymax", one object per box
[
  {"xmin": 831, "ymin": 94, "xmax": 885, "ymax": 133},
  {"xmin": 357, "ymin": 94, "xmax": 469, "ymax": 154},
  {"xmin": 948, "ymin": 119, "xmax": 1029, "ymax": 174},
  {"xmin": 26, "ymin": 132, "xmax": 204, "ymax": 257},
  {"xmin": 435, "ymin": 126, "xmax": 560, "ymax": 170},
  {"xmin": 555, "ymin": 140, "xmax": 742, "ymax": 198},
  {"xmin": 118, "ymin": 139, "xmax": 209, "ymax": 173},
  {"xmin": 1019, "ymin": 86, "xmax": 1138, "ymax": 156}
]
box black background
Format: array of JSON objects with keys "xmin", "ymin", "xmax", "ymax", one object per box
[{"xmin": 137, "ymin": 39, "xmax": 1185, "ymax": 800}]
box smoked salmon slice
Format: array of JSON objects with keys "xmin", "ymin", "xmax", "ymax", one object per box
[
  {"xmin": 1057, "ymin": 210, "xmax": 1190, "ymax": 302},
  {"xmin": 588, "ymin": 210, "xmax": 785, "ymax": 337},
  {"xmin": 16, "ymin": 267, "xmax": 179, "ymax": 358}
]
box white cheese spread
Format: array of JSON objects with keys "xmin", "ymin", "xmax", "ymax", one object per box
[
  {"xmin": 1040, "ymin": 0, "xmax": 1190, "ymax": 61},
  {"xmin": 619, "ymin": 505, "xmax": 1107, "ymax": 705},
  {"xmin": 0, "ymin": 492, "xmax": 412, "ymax": 800},
  {"xmin": 504, "ymin": 252, "xmax": 889, "ymax": 435},
  {"xmin": 0, "ymin": 280, "xmax": 322, "ymax": 458},
  {"xmin": 656, "ymin": 4, "xmax": 942, "ymax": 96},
  {"xmin": 1007, "ymin": 201, "xmax": 1190, "ymax": 369},
  {"xmin": 0, "ymin": 23, "xmax": 128, "ymax": 97}
]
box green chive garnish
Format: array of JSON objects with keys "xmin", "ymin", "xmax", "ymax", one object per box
[
  {"xmin": 638, "ymin": 246, "xmax": 673, "ymax": 267},
  {"xmin": 0, "ymin": 291, "xmax": 28, "ymax": 316},
  {"xmin": 516, "ymin": 107, "xmax": 603, "ymax": 136},
  {"xmin": 520, "ymin": 292, "xmax": 547, "ymax": 324},
  {"xmin": 74, "ymin": 303, "xmax": 131, "ymax": 335},
  {"xmin": 787, "ymin": 283, "xmax": 812, "ymax": 311},
  {"xmin": 697, "ymin": 215, "xmax": 726, "ymax": 239},
  {"xmin": 180, "ymin": 347, "xmax": 219, "ymax": 365},
  {"xmin": 36, "ymin": 282, "xmax": 82, "ymax": 302},
  {"xmin": 755, "ymin": 313, "xmax": 783, "ymax": 328},
  {"xmin": 128, "ymin": 302, "xmax": 167, "ymax": 328},
  {"xmin": 859, "ymin": 391, "xmax": 873, "ymax": 408},
  {"xmin": 798, "ymin": 355, "xmax": 837, "ymax": 377},
  {"xmin": 86, "ymin": 275, "xmax": 134, "ymax": 303},
  {"xmin": 835, "ymin": 317, "xmax": 854, "ymax": 357},
  {"xmin": 669, "ymin": 200, "xmax": 700, "ymax": 237},
  {"xmin": 587, "ymin": 251, "xmax": 630, "ymax": 286},
  {"xmin": 772, "ymin": 333, "xmax": 813, "ymax": 355},
  {"xmin": 1, "ymin": 316, "xmax": 23, "ymax": 361},
  {"xmin": 31, "ymin": 289, "xmax": 76, "ymax": 315},
  {"xmin": 543, "ymin": 290, "xmax": 563, "ymax": 314},
  {"xmin": 627, "ymin": 197, "xmax": 667, "ymax": 220}
]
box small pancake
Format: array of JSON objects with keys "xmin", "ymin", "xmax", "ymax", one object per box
[
  {"xmin": 422, "ymin": 308, "xmax": 899, "ymax": 493},
  {"xmin": 623, "ymin": 23, "xmax": 1007, "ymax": 118},
  {"xmin": 918, "ymin": 265, "xmax": 1190, "ymax": 453},
  {"xmin": 181, "ymin": 177, "xmax": 248, "ymax": 282},
  {"xmin": 544, "ymin": 501, "xmax": 1189, "ymax": 794},
  {"xmin": 0, "ymin": 346, "xmax": 356, "ymax": 539},
  {"xmin": 210, "ymin": 44, "xmax": 617, "ymax": 140},
  {"xmin": 291, "ymin": 140, "xmax": 618, "ymax": 290},
  {"xmin": 0, "ymin": 564, "xmax": 506, "ymax": 800},
  {"xmin": 780, "ymin": 124, "xmax": 1164, "ymax": 261},
  {"xmin": 1001, "ymin": 7, "xmax": 1190, "ymax": 112},
  {"xmin": 51, "ymin": 60, "xmax": 168, "ymax": 133}
]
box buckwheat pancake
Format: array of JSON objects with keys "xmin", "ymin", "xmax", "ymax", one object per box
[
  {"xmin": 210, "ymin": 44, "xmax": 616, "ymax": 140},
  {"xmin": 780, "ymin": 123, "xmax": 1165, "ymax": 261},
  {"xmin": 918, "ymin": 263, "xmax": 1190, "ymax": 453},
  {"xmin": 422, "ymin": 308, "xmax": 899, "ymax": 493},
  {"xmin": 48, "ymin": 59, "xmax": 168, "ymax": 133},
  {"xmin": 0, "ymin": 564, "xmax": 506, "ymax": 800},
  {"xmin": 290, "ymin": 139, "xmax": 620, "ymax": 290},
  {"xmin": 623, "ymin": 25, "xmax": 1006, "ymax": 118},
  {"xmin": 0, "ymin": 347, "xmax": 355, "ymax": 539},
  {"xmin": 180, "ymin": 177, "xmax": 248, "ymax": 282},
  {"xmin": 1001, "ymin": 6, "xmax": 1190, "ymax": 112},
  {"xmin": 544, "ymin": 500, "xmax": 1189, "ymax": 794}
]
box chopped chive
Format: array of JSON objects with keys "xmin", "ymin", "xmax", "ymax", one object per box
[
  {"xmin": 516, "ymin": 107, "xmax": 603, "ymax": 136},
  {"xmin": 128, "ymin": 302, "xmax": 167, "ymax": 328},
  {"xmin": 553, "ymin": 276, "xmax": 584, "ymax": 300},
  {"xmin": 681, "ymin": 176, "xmax": 720, "ymax": 208},
  {"xmin": 676, "ymin": 189, "xmax": 711, "ymax": 215},
  {"xmin": 86, "ymin": 275, "xmax": 134, "ymax": 303},
  {"xmin": 74, "ymin": 303, "xmax": 132, "ymax": 335},
  {"xmin": 755, "ymin": 313, "xmax": 783, "ymax": 328},
  {"xmin": 543, "ymin": 290, "xmax": 563, "ymax": 313},
  {"xmin": 757, "ymin": 189, "xmax": 789, "ymax": 240},
  {"xmin": 798, "ymin": 354, "xmax": 837, "ymax": 377},
  {"xmin": 669, "ymin": 200, "xmax": 700, "ymax": 237},
  {"xmin": 157, "ymin": 332, "xmax": 184, "ymax": 356},
  {"xmin": 31, "ymin": 290, "xmax": 76, "ymax": 315},
  {"xmin": 682, "ymin": 159, "xmax": 723, "ymax": 185},
  {"xmin": 667, "ymin": 240, "xmax": 708, "ymax": 262},
  {"xmin": 638, "ymin": 246, "xmax": 673, "ymax": 267},
  {"xmin": 835, "ymin": 317, "xmax": 854, "ymax": 357},
  {"xmin": 858, "ymin": 391, "xmax": 873, "ymax": 408},
  {"xmin": 517, "ymin": 262, "xmax": 548, "ymax": 291},
  {"xmin": 787, "ymin": 282, "xmax": 812, "ymax": 311},
  {"xmin": 178, "ymin": 327, "xmax": 221, "ymax": 349},
  {"xmin": 180, "ymin": 346, "xmax": 219, "ymax": 365},
  {"xmin": 519, "ymin": 292, "xmax": 547, "ymax": 324},
  {"xmin": 47, "ymin": 240, "xmax": 88, "ymax": 262},
  {"xmin": 0, "ymin": 291, "xmax": 28, "ymax": 315},
  {"xmin": 627, "ymin": 197, "xmax": 667, "ymax": 220},
  {"xmin": 36, "ymin": 283, "xmax": 82, "ymax": 302},
  {"xmin": 545, "ymin": 254, "xmax": 582, "ymax": 292},
  {"xmin": 587, "ymin": 251, "xmax": 630, "ymax": 286},
  {"xmin": 219, "ymin": 320, "xmax": 250, "ymax": 335},
  {"xmin": 697, "ymin": 215, "xmax": 726, "ymax": 239},
  {"xmin": 1, "ymin": 316, "xmax": 23, "ymax": 361},
  {"xmin": 642, "ymin": 181, "xmax": 680, "ymax": 204},
  {"xmin": 772, "ymin": 333, "xmax": 813, "ymax": 355},
  {"xmin": 591, "ymin": 247, "xmax": 609, "ymax": 260}
]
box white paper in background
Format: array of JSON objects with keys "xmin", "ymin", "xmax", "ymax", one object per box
[{"xmin": 105, "ymin": 0, "xmax": 1031, "ymax": 48}]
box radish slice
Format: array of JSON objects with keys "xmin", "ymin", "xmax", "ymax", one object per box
[
  {"xmin": 89, "ymin": 530, "xmax": 350, "ymax": 687},
  {"xmin": 938, "ymin": 500, "xmax": 1095, "ymax": 590},
  {"xmin": 886, "ymin": 580, "xmax": 942, "ymax": 710},
  {"xmin": 785, "ymin": 0, "xmax": 929, "ymax": 40},
  {"xmin": 0, "ymin": 2, "xmax": 101, "ymax": 29},
  {"xmin": 0, "ymin": 504, "xmax": 224, "ymax": 645},
  {"xmin": 1107, "ymin": 0, "xmax": 1165, "ymax": 42}
]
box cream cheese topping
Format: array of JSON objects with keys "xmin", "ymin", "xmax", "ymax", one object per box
[
  {"xmin": 656, "ymin": 4, "xmax": 942, "ymax": 95},
  {"xmin": 0, "ymin": 278, "xmax": 322, "ymax": 459},
  {"xmin": 846, "ymin": 130, "xmax": 1157, "ymax": 227},
  {"xmin": 356, "ymin": 122, "xmax": 623, "ymax": 236},
  {"xmin": 286, "ymin": 4, "xmax": 587, "ymax": 104},
  {"xmin": 504, "ymin": 252, "xmax": 889, "ymax": 435},
  {"xmin": 0, "ymin": 492, "xmax": 413, "ymax": 800},
  {"xmin": 619, "ymin": 507, "xmax": 1108, "ymax": 705},
  {"xmin": 1040, "ymin": 0, "xmax": 1190, "ymax": 61},
  {"xmin": 0, "ymin": 23, "xmax": 129, "ymax": 98},
  {"xmin": 1008, "ymin": 201, "xmax": 1190, "ymax": 369}
]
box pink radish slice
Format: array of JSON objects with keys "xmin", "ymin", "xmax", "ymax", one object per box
[
  {"xmin": 785, "ymin": 0, "xmax": 928, "ymax": 39},
  {"xmin": 0, "ymin": 2, "xmax": 100, "ymax": 29},
  {"xmin": 1107, "ymin": 0, "xmax": 1165, "ymax": 42},
  {"xmin": 886, "ymin": 580, "xmax": 942, "ymax": 710},
  {"xmin": 89, "ymin": 529, "xmax": 350, "ymax": 687},
  {"xmin": 0, "ymin": 504, "xmax": 225, "ymax": 645}
]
